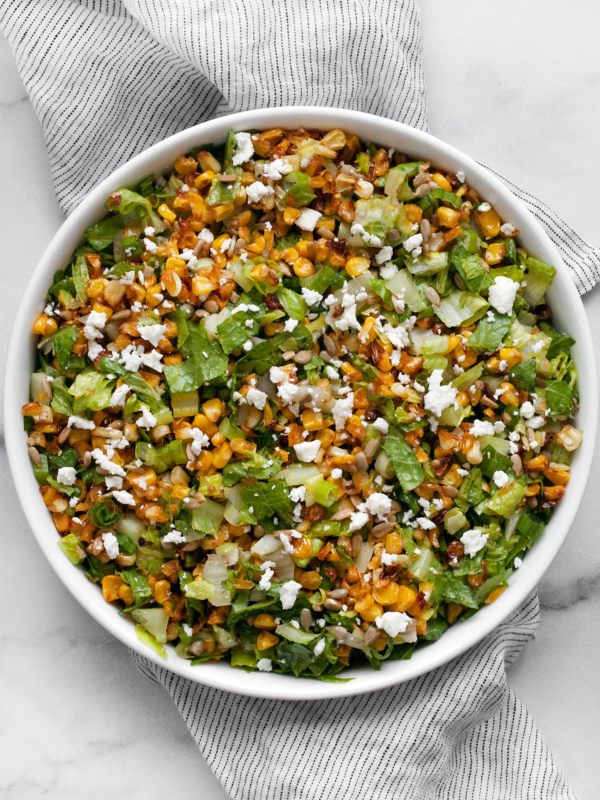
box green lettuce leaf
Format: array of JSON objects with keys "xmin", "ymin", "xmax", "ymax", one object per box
[
  {"xmin": 217, "ymin": 301, "xmax": 266, "ymax": 354},
  {"xmin": 382, "ymin": 426, "xmax": 424, "ymax": 492},
  {"xmin": 545, "ymin": 380, "xmax": 572, "ymax": 416},
  {"xmin": 68, "ymin": 370, "xmax": 113, "ymax": 413},
  {"xmin": 106, "ymin": 188, "xmax": 153, "ymax": 217},
  {"xmin": 222, "ymin": 451, "xmax": 282, "ymax": 487},
  {"xmin": 239, "ymin": 478, "xmax": 293, "ymax": 527},
  {"xmin": 437, "ymin": 574, "xmax": 478, "ymax": 610},
  {"xmin": 72, "ymin": 253, "xmax": 89, "ymax": 302},
  {"xmin": 468, "ymin": 312, "xmax": 514, "ymax": 354},
  {"xmin": 509, "ymin": 358, "xmax": 536, "ymax": 393},
  {"xmin": 84, "ymin": 215, "xmax": 124, "ymax": 250}
]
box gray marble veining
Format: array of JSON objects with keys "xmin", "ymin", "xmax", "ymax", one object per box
[{"xmin": 2, "ymin": 2, "xmax": 600, "ymax": 797}]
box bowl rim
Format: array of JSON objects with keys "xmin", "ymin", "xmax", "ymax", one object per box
[{"xmin": 5, "ymin": 106, "xmax": 597, "ymax": 701}]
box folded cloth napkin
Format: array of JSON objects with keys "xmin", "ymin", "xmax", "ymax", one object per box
[{"xmin": 3, "ymin": 1, "xmax": 598, "ymax": 797}]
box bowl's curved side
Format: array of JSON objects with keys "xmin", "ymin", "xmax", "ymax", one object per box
[{"xmin": 5, "ymin": 107, "xmax": 597, "ymax": 701}]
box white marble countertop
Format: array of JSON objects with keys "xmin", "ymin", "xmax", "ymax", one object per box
[{"xmin": 2, "ymin": 2, "xmax": 600, "ymax": 797}]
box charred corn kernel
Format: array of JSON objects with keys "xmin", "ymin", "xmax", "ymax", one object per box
[
  {"xmin": 254, "ymin": 613, "xmax": 278, "ymax": 629},
  {"xmin": 117, "ymin": 584, "xmax": 134, "ymax": 605},
  {"xmin": 321, "ymin": 128, "xmax": 346, "ymax": 150},
  {"xmin": 293, "ymin": 536, "xmax": 313, "ymax": 560},
  {"xmin": 447, "ymin": 603, "xmax": 463, "ymax": 623},
  {"xmin": 524, "ymin": 454, "xmax": 549, "ymax": 472},
  {"xmin": 436, "ymin": 206, "xmax": 460, "ymax": 228},
  {"xmin": 281, "ymin": 247, "xmax": 300, "ymax": 264},
  {"xmin": 196, "ymin": 451, "xmax": 213, "ymax": 471},
  {"xmin": 211, "ymin": 432, "xmax": 226, "ymax": 447},
  {"xmin": 174, "ymin": 154, "xmax": 197, "ymax": 174},
  {"xmin": 163, "ymin": 354, "xmax": 183, "ymax": 366},
  {"xmin": 301, "ymin": 409, "xmax": 325, "ymax": 431},
  {"xmin": 264, "ymin": 322, "xmax": 284, "ymax": 336},
  {"xmin": 158, "ymin": 203, "xmax": 176, "ymax": 222},
  {"xmin": 392, "ymin": 585, "xmax": 417, "ymax": 613},
  {"xmin": 33, "ymin": 314, "xmax": 58, "ymax": 335},
  {"xmin": 354, "ymin": 594, "xmax": 384, "ymax": 622},
  {"xmin": 234, "ymin": 185, "xmax": 247, "ymax": 206},
  {"xmin": 161, "ymin": 270, "xmax": 182, "ymax": 297},
  {"xmin": 475, "ymin": 207, "xmax": 501, "ymax": 238},
  {"xmin": 86, "ymin": 278, "xmax": 109, "ymax": 298},
  {"xmin": 455, "ymin": 390, "xmax": 470, "ymax": 408},
  {"xmin": 543, "ymin": 466, "xmax": 570, "ymax": 485},
  {"xmin": 171, "ymin": 484, "xmax": 190, "ymax": 500},
  {"xmin": 556, "ymin": 426, "xmax": 583, "ymax": 451},
  {"xmin": 191, "ymin": 275, "xmax": 218, "ymax": 295},
  {"xmin": 165, "ymin": 256, "xmax": 187, "ymax": 274},
  {"xmin": 432, "ymin": 172, "xmax": 453, "ymax": 192},
  {"xmin": 317, "ymin": 216, "xmax": 336, "ymax": 231},
  {"xmin": 485, "ymin": 587, "xmax": 506, "ymax": 604},
  {"xmin": 293, "ymin": 257, "xmax": 315, "ymax": 278},
  {"xmin": 416, "ymin": 619, "xmax": 428, "ymax": 636},
  {"xmin": 212, "ymin": 441, "xmax": 233, "ymax": 469},
  {"xmin": 499, "ymin": 347, "xmax": 523, "ymax": 368},
  {"xmin": 153, "ymin": 580, "xmax": 171, "ymax": 604},
  {"xmin": 91, "ymin": 302, "xmax": 112, "ymax": 319},
  {"xmin": 442, "ymin": 463, "xmax": 466, "ymax": 487},
  {"xmin": 146, "ymin": 285, "xmax": 166, "ymax": 307},
  {"xmin": 500, "ymin": 382, "xmax": 519, "ymax": 406},
  {"xmin": 202, "ymin": 398, "xmax": 223, "ymax": 422},
  {"xmin": 525, "ymin": 484, "xmax": 540, "ymax": 497},
  {"xmin": 128, "ymin": 468, "xmax": 157, "ymax": 489},
  {"xmin": 257, "ymin": 631, "xmax": 279, "ymax": 650},
  {"xmin": 197, "ymin": 151, "xmax": 222, "ymax": 173},
  {"xmin": 487, "ymin": 356, "xmax": 502, "ymax": 373},
  {"xmin": 543, "ymin": 485, "xmax": 565, "ymax": 501},
  {"xmin": 372, "ymin": 582, "xmax": 401, "ymax": 606},
  {"xmin": 345, "ymin": 256, "xmax": 370, "ymax": 277},
  {"xmin": 296, "ymin": 569, "xmax": 322, "ymax": 590},
  {"xmin": 194, "ymin": 171, "xmax": 215, "ymax": 190},
  {"xmin": 404, "ymin": 203, "xmax": 422, "ymax": 225},
  {"xmin": 419, "ymin": 581, "xmax": 434, "ymax": 602},
  {"xmin": 444, "ymin": 333, "xmax": 461, "ymax": 353},
  {"xmin": 485, "ymin": 242, "xmax": 506, "ymax": 265},
  {"xmin": 231, "ymin": 437, "xmax": 257, "ymax": 456},
  {"xmin": 341, "ymin": 362, "xmax": 362, "ymax": 381},
  {"xmin": 453, "ymin": 342, "xmax": 477, "ymax": 368},
  {"xmin": 213, "ymin": 203, "xmax": 234, "ymax": 221},
  {"xmin": 102, "ymin": 575, "xmax": 125, "ymax": 602},
  {"xmin": 283, "ymin": 207, "xmax": 300, "ymax": 225},
  {"xmin": 356, "ymin": 316, "xmax": 377, "ymax": 345}
]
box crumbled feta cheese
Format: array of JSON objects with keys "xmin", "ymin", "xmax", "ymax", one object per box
[
  {"xmin": 372, "ymin": 417, "xmax": 389, "ymax": 435},
  {"xmin": 262, "ymin": 158, "xmax": 294, "ymax": 180},
  {"xmin": 113, "ymin": 490, "xmax": 136, "ymax": 506},
  {"xmin": 332, "ymin": 394, "xmax": 354, "ymax": 431},
  {"xmin": 301, "ymin": 287, "xmax": 323, "ymax": 306},
  {"xmin": 91, "ymin": 448, "xmax": 126, "ymax": 477},
  {"xmin": 361, "ymin": 493, "xmax": 391, "ymax": 520},
  {"xmin": 478, "ymin": 202, "xmax": 491, "ymax": 213},
  {"xmin": 514, "ymin": 556, "xmax": 523, "ymax": 569},
  {"xmin": 417, "ymin": 517, "xmax": 436, "ymax": 530},
  {"xmin": 520, "ymin": 401, "xmax": 535, "ymax": 420},
  {"xmin": 244, "ymin": 386, "xmax": 268, "ymax": 411},
  {"xmin": 290, "ymin": 486, "xmax": 306, "ymax": 503},
  {"xmin": 110, "ymin": 383, "xmax": 130, "ymax": 408},
  {"xmin": 279, "ymin": 580, "xmax": 302, "ymax": 610},
  {"xmin": 144, "ymin": 226, "xmax": 155, "ymax": 236},
  {"xmin": 137, "ymin": 405, "xmax": 157, "ymax": 430},
  {"xmin": 243, "ymin": 340, "xmax": 254, "ymax": 352},
  {"xmin": 314, "ymin": 638, "xmax": 326, "ymax": 657},
  {"xmin": 403, "ymin": 232, "xmax": 423, "ymax": 258},
  {"xmin": 460, "ymin": 529, "xmax": 489, "ymax": 557},
  {"xmin": 375, "ymin": 246, "xmax": 393, "ymax": 265},
  {"xmin": 493, "ymin": 470, "xmax": 510, "ymax": 488},
  {"xmin": 456, "ymin": 170, "xmax": 466, "ymax": 184},
  {"xmin": 83, "ymin": 310, "xmax": 107, "ymax": 341},
  {"xmin": 527, "ymin": 416, "xmax": 546, "ymax": 429},
  {"xmin": 219, "ymin": 237, "xmax": 232, "ymax": 253},
  {"xmin": 531, "ymin": 340, "xmax": 544, "ymax": 354},
  {"xmin": 295, "ymin": 208, "xmax": 322, "ymax": 232},
  {"xmin": 232, "ymin": 132, "xmax": 254, "ymax": 166},
  {"xmin": 57, "ymin": 467, "xmax": 77, "ymax": 486},
  {"xmin": 375, "ymin": 612, "xmax": 410, "ymax": 638},
  {"xmin": 423, "ymin": 369, "xmax": 458, "ymax": 417},
  {"xmin": 246, "ymin": 181, "xmax": 274, "ymax": 204},
  {"xmin": 350, "ymin": 222, "xmax": 381, "ymax": 247},
  {"xmin": 141, "ymin": 349, "xmax": 163, "ymax": 372},
  {"xmin": 470, "ymin": 419, "xmax": 495, "ymax": 437},
  {"xmin": 68, "ymin": 415, "xmax": 95, "ymax": 430},
  {"xmin": 293, "ymin": 440, "xmax": 321, "ymax": 462},
  {"xmin": 258, "ymin": 561, "xmax": 275, "ymax": 592},
  {"xmin": 379, "ymin": 262, "xmax": 398, "ymax": 280},
  {"xmin": 325, "ymin": 366, "xmax": 338, "ymax": 380},
  {"xmin": 348, "ymin": 511, "xmax": 370, "ymax": 532},
  {"xmin": 488, "ymin": 276, "xmax": 519, "ymax": 315},
  {"xmin": 138, "ymin": 323, "xmax": 167, "ymax": 348},
  {"xmin": 190, "ymin": 428, "xmax": 210, "ymax": 456},
  {"xmin": 102, "ymin": 531, "xmax": 120, "ymax": 559},
  {"xmin": 256, "ymin": 658, "xmax": 273, "ymax": 672},
  {"xmin": 330, "ymin": 468, "xmax": 343, "ymax": 480},
  {"xmin": 500, "ymin": 222, "xmax": 517, "ymax": 237},
  {"xmin": 143, "ymin": 238, "xmax": 158, "ymax": 253},
  {"xmin": 284, "ymin": 318, "xmax": 299, "ymax": 332},
  {"xmin": 105, "ymin": 476, "xmax": 123, "ymax": 490}
]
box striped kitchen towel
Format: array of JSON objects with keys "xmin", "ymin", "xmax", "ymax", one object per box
[{"xmin": 2, "ymin": 1, "xmax": 595, "ymax": 798}]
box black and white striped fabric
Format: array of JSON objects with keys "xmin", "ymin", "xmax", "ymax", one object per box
[{"xmin": 2, "ymin": 1, "xmax": 593, "ymax": 797}]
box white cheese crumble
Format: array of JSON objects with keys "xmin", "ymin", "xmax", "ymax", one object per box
[
  {"xmin": 372, "ymin": 417, "xmax": 389, "ymax": 435},
  {"xmin": 137, "ymin": 405, "xmax": 157, "ymax": 430},
  {"xmin": 375, "ymin": 612, "xmax": 410, "ymax": 638},
  {"xmin": 361, "ymin": 492, "xmax": 391, "ymax": 520},
  {"xmin": 293, "ymin": 440, "xmax": 321, "ymax": 463},
  {"xmin": 246, "ymin": 181, "xmax": 274, "ymax": 204},
  {"xmin": 68, "ymin": 415, "xmax": 95, "ymax": 430},
  {"xmin": 332, "ymin": 394, "xmax": 354, "ymax": 431},
  {"xmin": 330, "ymin": 468, "xmax": 343, "ymax": 480},
  {"xmin": 113, "ymin": 490, "xmax": 136, "ymax": 506},
  {"xmin": 295, "ymin": 208, "xmax": 322, "ymax": 231},
  {"xmin": 500, "ymin": 222, "xmax": 517, "ymax": 237},
  {"xmin": 514, "ymin": 556, "xmax": 523, "ymax": 569},
  {"xmin": 105, "ymin": 476, "xmax": 123, "ymax": 490},
  {"xmin": 289, "ymin": 486, "xmax": 306, "ymax": 503},
  {"xmin": 57, "ymin": 467, "xmax": 77, "ymax": 486},
  {"xmin": 190, "ymin": 428, "xmax": 210, "ymax": 455},
  {"xmin": 262, "ymin": 158, "xmax": 293, "ymax": 180},
  {"xmin": 256, "ymin": 658, "xmax": 273, "ymax": 672},
  {"xmin": 244, "ymin": 386, "xmax": 268, "ymax": 411},
  {"xmin": 423, "ymin": 369, "xmax": 458, "ymax": 417},
  {"xmin": 279, "ymin": 580, "xmax": 302, "ymax": 610},
  {"xmin": 138, "ymin": 323, "xmax": 167, "ymax": 348},
  {"xmin": 403, "ymin": 232, "xmax": 423, "ymax": 258},
  {"xmin": 91, "ymin": 449, "xmax": 126, "ymax": 477},
  {"xmin": 258, "ymin": 561, "xmax": 275, "ymax": 592},
  {"xmin": 493, "ymin": 470, "xmax": 510, "ymax": 488},
  {"xmin": 456, "ymin": 170, "xmax": 466, "ymax": 184},
  {"xmin": 488, "ymin": 276, "xmax": 520, "ymax": 315},
  {"xmin": 379, "ymin": 262, "xmax": 398, "ymax": 280},
  {"xmin": 460, "ymin": 529, "xmax": 489, "ymax": 557},
  {"xmin": 102, "ymin": 531, "xmax": 120, "ymax": 559},
  {"xmin": 375, "ymin": 246, "xmax": 393, "ymax": 264},
  {"xmin": 232, "ymin": 132, "xmax": 254, "ymax": 166},
  {"xmin": 520, "ymin": 401, "xmax": 535, "ymax": 419},
  {"xmin": 110, "ymin": 383, "xmax": 130, "ymax": 407},
  {"xmin": 314, "ymin": 638, "xmax": 326, "ymax": 657},
  {"xmin": 301, "ymin": 287, "xmax": 323, "ymax": 306},
  {"xmin": 348, "ymin": 511, "xmax": 370, "ymax": 532},
  {"xmin": 350, "ymin": 222, "xmax": 381, "ymax": 247},
  {"xmin": 83, "ymin": 310, "xmax": 107, "ymax": 342},
  {"xmin": 284, "ymin": 318, "xmax": 299, "ymax": 332},
  {"xmin": 478, "ymin": 202, "xmax": 491, "ymax": 212}
]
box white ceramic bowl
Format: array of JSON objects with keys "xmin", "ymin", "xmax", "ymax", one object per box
[{"xmin": 5, "ymin": 107, "xmax": 596, "ymax": 700}]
